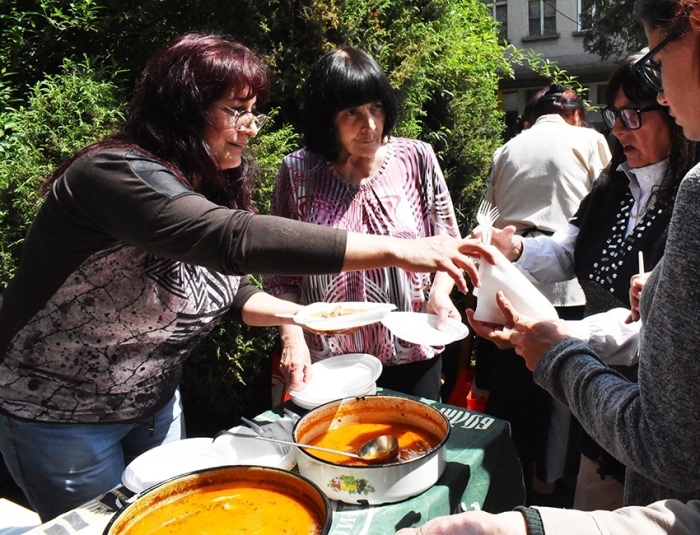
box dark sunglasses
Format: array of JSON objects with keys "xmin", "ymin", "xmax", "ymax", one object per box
[
  {"xmin": 601, "ymin": 104, "xmax": 664, "ymax": 130},
  {"xmin": 633, "ymin": 30, "xmax": 679, "ymax": 93}
]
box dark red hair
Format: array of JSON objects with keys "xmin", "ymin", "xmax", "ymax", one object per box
[{"xmin": 51, "ymin": 33, "xmax": 270, "ymax": 210}]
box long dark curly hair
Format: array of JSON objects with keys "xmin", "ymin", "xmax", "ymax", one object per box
[{"xmin": 47, "ymin": 33, "xmax": 270, "ymax": 211}]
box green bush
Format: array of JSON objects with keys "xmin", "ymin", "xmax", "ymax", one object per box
[
  {"xmin": 249, "ymin": 115, "xmax": 301, "ymax": 215},
  {"xmin": 0, "ymin": 57, "xmax": 124, "ymax": 286},
  {"xmin": 0, "ymin": 0, "xmax": 512, "ymax": 432}
]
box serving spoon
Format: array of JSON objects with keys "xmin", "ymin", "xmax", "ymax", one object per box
[{"xmin": 216, "ymin": 431, "xmax": 399, "ymax": 463}]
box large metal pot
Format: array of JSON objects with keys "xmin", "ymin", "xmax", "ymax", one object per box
[
  {"xmin": 293, "ymin": 395, "xmax": 450, "ymax": 505},
  {"xmin": 104, "ymin": 465, "xmax": 332, "ymax": 535}
]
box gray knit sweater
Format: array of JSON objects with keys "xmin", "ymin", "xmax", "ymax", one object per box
[{"xmin": 534, "ymin": 162, "xmax": 700, "ymax": 506}]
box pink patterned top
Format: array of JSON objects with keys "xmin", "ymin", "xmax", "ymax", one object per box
[{"xmin": 264, "ymin": 138, "xmax": 460, "ymax": 365}]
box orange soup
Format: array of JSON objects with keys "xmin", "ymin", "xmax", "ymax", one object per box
[
  {"xmin": 307, "ymin": 421, "xmax": 441, "ymax": 465},
  {"xmin": 310, "ymin": 305, "xmax": 365, "ymax": 318},
  {"xmin": 121, "ymin": 483, "xmax": 323, "ymax": 535}
]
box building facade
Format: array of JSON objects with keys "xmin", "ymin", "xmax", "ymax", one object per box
[{"xmin": 484, "ymin": 0, "xmax": 624, "ymax": 137}]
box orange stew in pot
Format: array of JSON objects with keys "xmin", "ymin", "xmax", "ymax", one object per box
[
  {"xmin": 120, "ymin": 483, "xmax": 323, "ymax": 535},
  {"xmin": 307, "ymin": 421, "xmax": 441, "ymax": 465}
]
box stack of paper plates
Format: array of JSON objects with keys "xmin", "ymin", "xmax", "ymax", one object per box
[
  {"xmin": 121, "ymin": 438, "xmax": 239, "ymax": 493},
  {"xmin": 288, "ymin": 353, "xmax": 382, "ymax": 410},
  {"xmin": 122, "ymin": 427, "xmax": 298, "ymax": 493}
]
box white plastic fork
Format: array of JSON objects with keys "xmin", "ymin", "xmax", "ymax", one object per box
[
  {"xmin": 475, "ymin": 199, "xmax": 499, "ymax": 245},
  {"xmin": 241, "ymin": 416, "xmax": 292, "ymax": 455},
  {"xmin": 472, "ymin": 200, "xmax": 499, "ymax": 298}
]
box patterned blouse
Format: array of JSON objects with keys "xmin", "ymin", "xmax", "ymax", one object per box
[{"xmin": 264, "ymin": 138, "xmax": 460, "ymax": 366}]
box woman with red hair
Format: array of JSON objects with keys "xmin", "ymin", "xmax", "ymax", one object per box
[{"xmin": 0, "ymin": 33, "xmax": 490, "ymax": 520}]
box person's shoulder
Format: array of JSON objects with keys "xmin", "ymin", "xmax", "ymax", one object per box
[
  {"xmin": 70, "ymin": 145, "xmax": 128, "ymax": 167},
  {"xmin": 491, "ymin": 142, "xmax": 508, "ymax": 162},
  {"xmin": 390, "ymin": 137, "xmax": 437, "ymax": 158},
  {"xmin": 64, "ymin": 145, "xmax": 132, "ymax": 182},
  {"xmin": 392, "ymin": 136, "xmax": 429, "ymax": 148},
  {"xmin": 123, "ymin": 150, "xmax": 192, "ymax": 197},
  {"xmin": 282, "ymin": 147, "xmax": 324, "ymax": 169},
  {"xmin": 70, "ymin": 145, "xmax": 165, "ymax": 172},
  {"xmin": 278, "ymin": 148, "xmax": 332, "ymax": 185},
  {"xmin": 579, "ymin": 126, "xmax": 608, "ymax": 140},
  {"xmin": 494, "ymin": 130, "xmax": 529, "ymax": 154},
  {"xmin": 391, "ymin": 136, "xmax": 423, "ymax": 147},
  {"xmin": 70, "ymin": 145, "xmax": 192, "ymax": 198},
  {"xmin": 683, "ymin": 161, "xmax": 700, "ymax": 180},
  {"xmin": 676, "ymin": 162, "xmax": 700, "ymax": 198}
]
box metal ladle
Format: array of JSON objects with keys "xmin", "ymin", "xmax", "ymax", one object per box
[{"xmin": 217, "ymin": 431, "xmax": 399, "ymax": 463}]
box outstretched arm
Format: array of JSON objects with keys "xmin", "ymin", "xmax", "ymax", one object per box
[{"xmin": 344, "ymin": 234, "xmax": 495, "ymax": 294}]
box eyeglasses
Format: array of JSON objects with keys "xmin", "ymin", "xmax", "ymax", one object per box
[
  {"xmin": 634, "ymin": 30, "xmax": 678, "ymax": 93},
  {"xmin": 220, "ymin": 105, "xmax": 269, "ymax": 131},
  {"xmin": 601, "ymin": 104, "xmax": 664, "ymax": 130}
]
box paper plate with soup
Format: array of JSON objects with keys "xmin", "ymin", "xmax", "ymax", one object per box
[{"xmin": 289, "ymin": 302, "xmax": 396, "ymax": 331}]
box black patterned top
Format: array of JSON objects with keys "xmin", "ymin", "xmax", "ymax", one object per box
[
  {"xmin": 0, "ymin": 147, "xmax": 347, "ymax": 423},
  {"xmin": 573, "ymin": 164, "xmax": 671, "ymax": 316}
]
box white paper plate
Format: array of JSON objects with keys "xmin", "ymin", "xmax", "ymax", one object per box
[
  {"xmin": 213, "ymin": 426, "xmax": 297, "ymax": 472},
  {"xmin": 291, "ymin": 382, "xmax": 378, "ymax": 410},
  {"xmin": 121, "ymin": 437, "xmax": 239, "ymax": 493},
  {"xmin": 381, "ymin": 312, "xmax": 469, "ymax": 346},
  {"xmin": 288, "ymin": 353, "xmax": 382, "ymax": 409},
  {"xmin": 291, "ymin": 302, "xmax": 396, "ymax": 331}
]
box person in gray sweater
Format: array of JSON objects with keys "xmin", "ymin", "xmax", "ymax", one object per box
[
  {"xmin": 471, "ymin": 161, "xmax": 700, "ymax": 506},
  {"xmin": 468, "ymin": 1, "xmax": 700, "ymax": 501},
  {"xmin": 400, "ymin": 133, "xmax": 700, "ymax": 535},
  {"xmin": 395, "ymin": 499, "xmax": 700, "ymax": 535},
  {"xmin": 398, "ymin": 0, "xmax": 700, "ymax": 532}
]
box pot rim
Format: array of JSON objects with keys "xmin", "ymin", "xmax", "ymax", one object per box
[
  {"xmin": 103, "ymin": 464, "xmax": 332, "ymax": 535},
  {"xmin": 292, "ymin": 394, "xmax": 451, "ymax": 468}
]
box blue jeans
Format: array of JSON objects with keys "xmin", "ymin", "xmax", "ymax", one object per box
[{"xmin": 0, "ymin": 390, "xmax": 184, "ymax": 521}]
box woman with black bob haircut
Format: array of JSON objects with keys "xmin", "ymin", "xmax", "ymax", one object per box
[
  {"xmin": 302, "ymin": 45, "xmax": 400, "ymax": 161},
  {"xmin": 265, "ymin": 45, "xmax": 462, "ymax": 401},
  {"xmin": 0, "ymin": 33, "xmax": 491, "ymax": 521}
]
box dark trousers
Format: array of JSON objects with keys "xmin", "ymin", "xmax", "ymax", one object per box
[
  {"xmin": 377, "ymin": 355, "xmax": 443, "ymax": 401},
  {"xmin": 475, "ymin": 305, "xmax": 584, "ymax": 484}
]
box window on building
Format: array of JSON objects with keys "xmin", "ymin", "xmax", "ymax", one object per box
[
  {"xmin": 484, "ymin": 0, "xmax": 508, "ymax": 41},
  {"xmin": 578, "ymin": 0, "xmax": 595, "ymax": 31},
  {"xmin": 528, "ymin": 0, "xmax": 557, "ymax": 36}
]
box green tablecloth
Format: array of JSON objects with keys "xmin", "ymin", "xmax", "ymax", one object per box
[
  {"xmin": 257, "ymin": 389, "xmax": 525, "ymax": 534},
  {"xmin": 29, "ymin": 390, "xmax": 524, "ymax": 535}
]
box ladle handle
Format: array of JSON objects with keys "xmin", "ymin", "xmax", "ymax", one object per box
[{"xmin": 216, "ymin": 431, "xmax": 363, "ymax": 459}]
